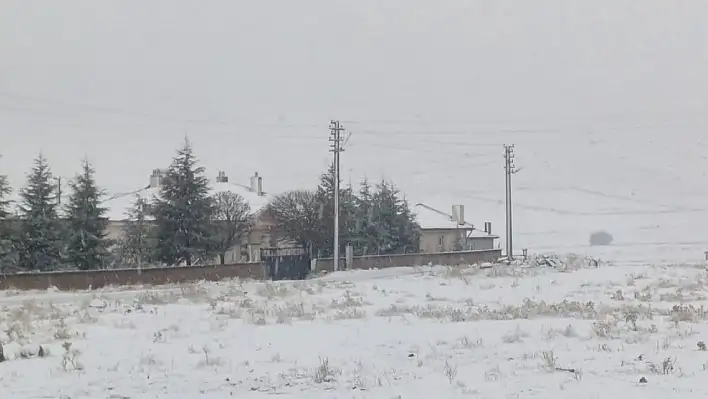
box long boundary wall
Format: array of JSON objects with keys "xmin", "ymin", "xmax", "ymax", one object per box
[
  {"xmin": 0, "ymin": 249, "xmax": 501, "ymax": 291},
  {"xmin": 0, "ymin": 263, "xmax": 266, "ymax": 291},
  {"xmin": 312, "ymin": 249, "xmax": 501, "ymax": 273}
]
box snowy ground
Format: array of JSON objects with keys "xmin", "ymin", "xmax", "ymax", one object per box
[{"xmin": 3, "ymin": 257, "xmax": 708, "ymax": 398}]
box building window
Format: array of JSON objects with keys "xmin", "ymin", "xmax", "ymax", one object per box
[{"xmin": 439, "ymin": 236, "xmax": 444, "ymax": 246}]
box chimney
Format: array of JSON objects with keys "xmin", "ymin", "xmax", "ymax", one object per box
[
  {"xmin": 484, "ymin": 222, "xmax": 492, "ymax": 235},
  {"xmin": 216, "ymin": 171, "xmax": 228, "ymax": 183},
  {"xmin": 250, "ymin": 172, "xmax": 263, "ymax": 196},
  {"xmin": 149, "ymin": 169, "xmax": 163, "ymax": 188},
  {"xmin": 452, "ymin": 205, "xmax": 465, "ymax": 225}
]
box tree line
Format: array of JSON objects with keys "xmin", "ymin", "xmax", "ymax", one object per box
[
  {"xmin": 0, "ymin": 140, "xmax": 252, "ymax": 272},
  {"xmin": 269, "ymin": 165, "xmax": 421, "ymax": 258},
  {"xmin": 0, "ymin": 139, "xmax": 420, "ymax": 272}
]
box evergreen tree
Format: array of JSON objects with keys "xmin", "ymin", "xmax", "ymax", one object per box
[
  {"xmin": 151, "ymin": 138, "xmax": 214, "ymax": 266},
  {"xmin": 65, "ymin": 159, "xmax": 110, "ymax": 270},
  {"xmin": 368, "ymin": 180, "xmax": 420, "ymax": 255},
  {"xmin": 18, "ymin": 154, "xmax": 63, "ymax": 271},
  {"xmin": 211, "ymin": 191, "xmax": 252, "ymax": 264},
  {"xmin": 315, "ymin": 164, "xmax": 357, "ymax": 257},
  {"xmin": 0, "ymin": 165, "xmax": 19, "ymax": 271},
  {"xmin": 118, "ymin": 195, "xmax": 155, "ymax": 267},
  {"xmin": 394, "ymin": 196, "xmax": 420, "ymax": 253},
  {"xmin": 351, "ymin": 178, "xmax": 379, "ymax": 255},
  {"xmin": 0, "ymin": 168, "xmax": 10, "ymax": 220}
]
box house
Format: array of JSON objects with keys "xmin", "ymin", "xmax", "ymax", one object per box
[
  {"xmin": 414, "ymin": 203, "xmax": 498, "ymax": 253},
  {"xmin": 105, "ymin": 170, "xmax": 279, "ymax": 264}
]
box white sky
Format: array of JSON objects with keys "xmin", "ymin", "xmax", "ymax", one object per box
[{"xmin": 1, "ymin": 0, "xmax": 707, "ymax": 199}]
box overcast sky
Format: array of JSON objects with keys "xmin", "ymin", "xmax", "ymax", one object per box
[{"xmin": 1, "ymin": 0, "xmax": 707, "ymax": 199}]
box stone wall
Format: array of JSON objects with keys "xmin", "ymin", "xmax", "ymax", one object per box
[
  {"xmin": 0, "ymin": 263, "xmax": 266, "ymax": 291},
  {"xmin": 313, "ymin": 249, "xmax": 501, "ymax": 273}
]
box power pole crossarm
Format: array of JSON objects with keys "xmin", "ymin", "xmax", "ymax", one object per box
[{"xmin": 329, "ymin": 120, "xmax": 346, "ymax": 272}]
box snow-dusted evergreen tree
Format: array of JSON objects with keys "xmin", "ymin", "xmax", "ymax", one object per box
[
  {"xmin": 151, "ymin": 138, "xmax": 214, "ymax": 266},
  {"xmin": 351, "ymin": 178, "xmax": 379, "ymax": 255},
  {"xmin": 0, "ymin": 167, "xmax": 10, "ymax": 219},
  {"xmin": 315, "ymin": 165, "xmax": 357, "ymax": 257},
  {"xmin": 118, "ymin": 194, "xmax": 155, "ymax": 267},
  {"xmin": 368, "ymin": 180, "xmax": 420, "ymax": 255},
  {"xmin": 211, "ymin": 191, "xmax": 252, "ymax": 264},
  {"xmin": 18, "ymin": 154, "xmax": 63, "ymax": 271},
  {"xmin": 393, "ymin": 196, "xmax": 420, "ymax": 253},
  {"xmin": 0, "ymin": 164, "xmax": 19, "ymax": 271},
  {"xmin": 65, "ymin": 159, "xmax": 110, "ymax": 270}
]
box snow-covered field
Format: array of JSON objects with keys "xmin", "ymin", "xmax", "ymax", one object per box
[{"xmin": 3, "ymin": 257, "xmax": 708, "ymax": 398}]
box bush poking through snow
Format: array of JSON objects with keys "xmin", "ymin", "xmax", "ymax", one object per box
[
  {"xmin": 592, "ymin": 319, "xmax": 618, "ymax": 338},
  {"xmin": 624, "ymin": 311, "xmax": 639, "ymax": 331},
  {"xmin": 541, "ymin": 350, "xmax": 556, "ymax": 371},
  {"xmin": 313, "ymin": 357, "xmax": 339, "ymax": 383},
  {"xmin": 60, "ymin": 342, "xmax": 83, "ymax": 371},
  {"xmin": 197, "ymin": 345, "xmax": 223, "ymax": 368},
  {"xmin": 502, "ymin": 326, "xmax": 530, "ymax": 343},
  {"xmin": 444, "ymin": 359, "xmax": 458, "ymax": 384},
  {"xmin": 53, "ymin": 318, "xmax": 72, "ymax": 340},
  {"xmin": 0, "ymin": 343, "xmax": 4, "ymax": 362},
  {"xmin": 648, "ymin": 357, "xmax": 676, "ymax": 375},
  {"xmin": 19, "ymin": 344, "xmax": 48, "ymax": 359},
  {"xmin": 330, "ymin": 308, "xmax": 366, "ymax": 320},
  {"xmin": 256, "ymin": 283, "xmax": 289, "ymax": 299}
]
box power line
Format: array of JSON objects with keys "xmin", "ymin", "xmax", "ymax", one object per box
[{"xmin": 1, "ymin": 90, "xmax": 706, "ymax": 136}]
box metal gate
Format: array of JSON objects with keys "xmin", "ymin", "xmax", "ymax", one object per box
[{"xmin": 260, "ymin": 247, "xmax": 311, "ymax": 281}]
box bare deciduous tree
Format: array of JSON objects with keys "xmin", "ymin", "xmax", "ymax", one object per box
[
  {"xmin": 211, "ymin": 191, "xmax": 252, "ymax": 264},
  {"xmin": 268, "ymin": 190, "xmax": 324, "ymax": 256}
]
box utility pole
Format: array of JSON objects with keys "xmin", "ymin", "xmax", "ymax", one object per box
[
  {"xmin": 329, "ymin": 120, "xmax": 345, "ymax": 271},
  {"xmin": 137, "ymin": 203, "xmax": 144, "ymax": 275},
  {"xmin": 503, "ymin": 144, "xmax": 518, "ymax": 261}
]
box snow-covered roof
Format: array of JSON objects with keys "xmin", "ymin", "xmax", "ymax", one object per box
[
  {"xmin": 103, "ymin": 186, "xmax": 161, "ymax": 221},
  {"xmin": 414, "ymin": 203, "xmax": 497, "ymax": 238},
  {"xmin": 414, "ymin": 203, "xmax": 471, "ymax": 230},
  {"xmin": 210, "ymin": 180, "xmax": 271, "ymax": 215},
  {"xmin": 104, "ymin": 177, "xmax": 271, "ymax": 221}
]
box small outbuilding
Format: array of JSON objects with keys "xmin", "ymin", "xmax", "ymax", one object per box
[{"xmin": 414, "ymin": 203, "xmax": 498, "ymax": 253}]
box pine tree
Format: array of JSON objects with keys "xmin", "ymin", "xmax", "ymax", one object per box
[
  {"xmin": 352, "ymin": 178, "xmax": 379, "ymax": 255},
  {"xmin": 118, "ymin": 195, "xmax": 154, "ymax": 267},
  {"xmin": 18, "ymin": 154, "xmax": 63, "ymax": 271},
  {"xmin": 370, "ymin": 180, "xmax": 397, "ymax": 253},
  {"xmin": 0, "ymin": 166, "xmax": 19, "ymax": 271},
  {"xmin": 65, "ymin": 159, "xmax": 110, "ymax": 270},
  {"xmin": 315, "ymin": 165, "xmax": 357, "ymax": 257},
  {"xmin": 0, "ymin": 168, "xmax": 10, "ymax": 220},
  {"xmin": 368, "ymin": 180, "xmax": 420, "ymax": 255},
  {"xmin": 151, "ymin": 138, "xmax": 214, "ymax": 266},
  {"xmin": 395, "ymin": 196, "xmax": 421, "ymax": 253}
]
